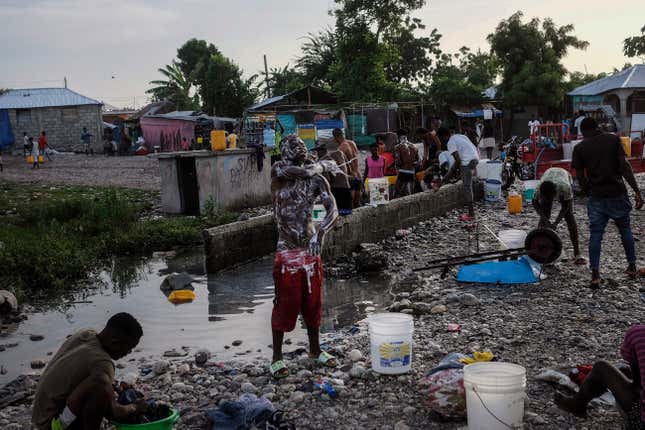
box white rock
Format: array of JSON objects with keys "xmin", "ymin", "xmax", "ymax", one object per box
[
  {"xmin": 348, "ymin": 349, "xmax": 363, "ymax": 362},
  {"xmin": 430, "ymin": 304, "xmax": 447, "ymax": 314},
  {"xmin": 394, "ymin": 420, "xmax": 410, "ymax": 430},
  {"xmin": 153, "ymin": 360, "xmax": 170, "ymax": 375},
  {"xmin": 241, "ymin": 382, "xmax": 257, "ymax": 394},
  {"xmin": 289, "ymin": 391, "xmax": 305, "ymax": 403}
]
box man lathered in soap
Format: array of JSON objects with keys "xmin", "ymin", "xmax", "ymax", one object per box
[{"xmin": 269, "ymin": 134, "xmax": 339, "ymax": 378}]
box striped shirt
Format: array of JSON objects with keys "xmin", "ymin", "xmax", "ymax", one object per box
[{"xmin": 621, "ymin": 325, "xmax": 645, "ymax": 422}]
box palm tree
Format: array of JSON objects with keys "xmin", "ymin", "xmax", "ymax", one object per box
[{"xmin": 147, "ymin": 61, "xmax": 198, "ymax": 110}]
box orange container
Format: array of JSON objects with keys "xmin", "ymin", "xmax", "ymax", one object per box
[
  {"xmin": 210, "ymin": 130, "xmax": 226, "ymax": 151},
  {"xmin": 620, "ymin": 136, "xmax": 632, "ymax": 157},
  {"xmin": 508, "ymin": 193, "xmax": 523, "ymax": 214},
  {"xmin": 38, "ymin": 155, "xmax": 44, "ymax": 163},
  {"xmin": 26, "ymin": 155, "xmax": 34, "ymax": 164}
]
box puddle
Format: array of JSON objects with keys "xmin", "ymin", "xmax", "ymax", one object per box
[{"xmin": 0, "ymin": 248, "xmax": 392, "ymax": 383}]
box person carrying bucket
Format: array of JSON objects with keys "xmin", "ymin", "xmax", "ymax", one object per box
[
  {"xmin": 435, "ymin": 127, "xmax": 480, "ymax": 221},
  {"xmin": 532, "ymin": 167, "xmax": 586, "ymax": 265}
]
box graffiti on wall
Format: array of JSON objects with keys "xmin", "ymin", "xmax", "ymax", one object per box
[{"xmin": 225, "ymin": 154, "xmax": 261, "ymax": 189}]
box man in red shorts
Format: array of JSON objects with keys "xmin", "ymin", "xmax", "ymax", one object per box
[{"xmin": 270, "ymin": 134, "xmax": 339, "ymax": 378}]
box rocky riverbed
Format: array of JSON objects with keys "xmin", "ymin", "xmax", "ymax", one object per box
[{"xmin": 2, "ymin": 176, "xmax": 644, "ymax": 429}]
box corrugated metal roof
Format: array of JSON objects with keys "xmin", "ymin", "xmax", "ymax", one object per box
[
  {"xmin": 247, "ymin": 95, "xmax": 285, "ymax": 111},
  {"xmin": 568, "ymin": 65, "xmax": 645, "ymax": 96},
  {"xmin": 0, "ymin": 87, "xmax": 102, "ymax": 109}
]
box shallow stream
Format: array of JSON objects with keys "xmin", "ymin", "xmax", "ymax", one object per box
[{"xmin": 0, "ymin": 247, "xmax": 392, "ymax": 383}]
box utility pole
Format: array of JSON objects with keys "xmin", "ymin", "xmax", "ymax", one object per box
[
  {"xmin": 263, "ymin": 54, "xmax": 270, "ymax": 99},
  {"xmin": 64, "ymin": 77, "xmax": 67, "ymax": 88}
]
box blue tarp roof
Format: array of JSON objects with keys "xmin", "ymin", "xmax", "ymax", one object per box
[
  {"xmin": 0, "ymin": 88, "xmax": 102, "ymax": 109},
  {"xmin": 568, "ymin": 65, "xmax": 645, "ymax": 96}
]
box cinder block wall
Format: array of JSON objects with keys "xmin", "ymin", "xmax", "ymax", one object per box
[
  {"xmin": 203, "ymin": 182, "xmax": 483, "ymax": 273},
  {"xmin": 9, "ymin": 105, "xmax": 102, "ymax": 151}
]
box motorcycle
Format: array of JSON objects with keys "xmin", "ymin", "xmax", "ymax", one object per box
[{"xmin": 500, "ymin": 136, "xmax": 534, "ymax": 190}]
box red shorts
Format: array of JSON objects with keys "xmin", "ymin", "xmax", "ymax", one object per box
[{"xmin": 271, "ymin": 249, "xmax": 323, "ymax": 332}]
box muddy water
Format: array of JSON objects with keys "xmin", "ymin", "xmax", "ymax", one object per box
[{"xmin": 0, "ymin": 248, "xmax": 392, "ymax": 383}]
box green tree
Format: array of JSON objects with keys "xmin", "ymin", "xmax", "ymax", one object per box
[
  {"xmin": 146, "ymin": 61, "xmax": 198, "ymax": 110},
  {"xmin": 623, "ymin": 25, "xmax": 645, "ymax": 59},
  {"xmin": 487, "ymin": 12, "xmax": 588, "ymax": 110},
  {"xmin": 259, "ymin": 64, "xmax": 305, "ymax": 98},
  {"xmin": 177, "ymin": 39, "xmax": 220, "ymax": 85},
  {"xmin": 424, "ymin": 48, "xmax": 497, "ymax": 112},
  {"xmin": 328, "ymin": 0, "xmax": 440, "ymax": 101},
  {"xmin": 296, "ymin": 29, "xmax": 337, "ymax": 88},
  {"xmin": 200, "ymin": 54, "xmax": 259, "ymax": 117}
]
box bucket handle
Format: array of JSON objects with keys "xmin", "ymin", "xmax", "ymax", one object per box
[{"xmin": 472, "ymin": 386, "xmax": 522, "ymax": 430}]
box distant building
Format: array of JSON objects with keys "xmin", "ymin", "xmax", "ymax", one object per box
[
  {"xmin": 0, "ymin": 87, "xmax": 102, "ymax": 151},
  {"xmin": 568, "ymin": 64, "xmax": 645, "ymax": 134}
]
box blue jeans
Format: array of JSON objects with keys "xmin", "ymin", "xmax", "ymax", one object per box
[{"xmin": 587, "ymin": 196, "xmax": 636, "ymax": 271}]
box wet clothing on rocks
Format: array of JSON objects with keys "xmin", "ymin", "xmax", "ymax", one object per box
[{"xmin": 32, "ymin": 330, "xmax": 115, "ymax": 430}]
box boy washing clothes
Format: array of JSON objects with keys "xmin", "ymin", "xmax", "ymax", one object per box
[{"xmin": 269, "ymin": 134, "xmax": 339, "ymax": 378}]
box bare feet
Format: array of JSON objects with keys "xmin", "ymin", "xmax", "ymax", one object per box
[{"xmin": 554, "ymin": 392, "xmax": 587, "ymax": 418}]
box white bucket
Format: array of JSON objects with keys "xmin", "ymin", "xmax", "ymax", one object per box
[
  {"xmin": 562, "ymin": 142, "xmax": 573, "ymax": 160},
  {"xmin": 464, "ymin": 362, "xmax": 526, "ymax": 430},
  {"xmin": 368, "ymin": 313, "xmax": 413, "ymax": 374},
  {"xmin": 498, "ymin": 229, "xmax": 527, "ymax": 249},
  {"xmin": 476, "ymin": 159, "xmax": 490, "ymax": 179},
  {"xmin": 367, "ymin": 177, "xmax": 390, "ymax": 205},
  {"xmin": 486, "ymin": 161, "xmax": 503, "ymax": 182},
  {"xmin": 484, "ymin": 179, "xmax": 502, "ymax": 202}
]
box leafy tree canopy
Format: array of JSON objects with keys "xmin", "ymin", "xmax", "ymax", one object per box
[{"xmin": 623, "ymin": 25, "xmax": 645, "ymax": 59}]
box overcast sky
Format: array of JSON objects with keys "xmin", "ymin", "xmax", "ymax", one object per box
[{"xmin": 1, "ymin": 0, "xmax": 642, "ymax": 109}]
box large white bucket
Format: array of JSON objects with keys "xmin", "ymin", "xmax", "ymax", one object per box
[
  {"xmin": 484, "ymin": 179, "xmax": 502, "ymax": 202},
  {"xmin": 486, "ymin": 161, "xmax": 503, "ymax": 182},
  {"xmin": 367, "ymin": 177, "xmax": 390, "ymax": 205},
  {"xmin": 368, "ymin": 313, "xmax": 413, "ymax": 374},
  {"xmin": 498, "ymin": 229, "xmax": 527, "ymax": 249},
  {"xmin": 464, "ymin": 362, "xmax": 527, "ymax": 430},
  {"xmin": 476, "ymin": 159, "xmax": 490, "ymax": 179}
]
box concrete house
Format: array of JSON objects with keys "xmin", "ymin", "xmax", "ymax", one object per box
[{"xmin": 0, "ymin": 87, "xmax": 102, "ymax": 151}]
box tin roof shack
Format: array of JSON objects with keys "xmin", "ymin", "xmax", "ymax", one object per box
[
  {"xmin": 141, "ymin": 111, "xmax": 236, "ymax": 152},
  {"xmin": 153, "ymin": 148, "xmax": 271, "ymax": 215},
  {"xmin": 0, "ymin": 87, "xmax": 102, "ymax": 152},
  {"xmin": 568, "ymin": 64, "xmax": 645, "ymax": 135},
  {"xmin": 244, "ymin": 86, "xmax": 342, "ymax": 149}
]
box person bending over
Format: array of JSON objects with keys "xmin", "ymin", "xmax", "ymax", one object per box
[
  {"xmin": 532, "ymin": 167, "xmax": 585, "ymax": 265},
  {"xmin": 556, "ymin": 325, "xmax": 645, "ymax": 429},
  {"xmin": 32, "ymin": 313, "xmax": 145, "ymax": 430}
]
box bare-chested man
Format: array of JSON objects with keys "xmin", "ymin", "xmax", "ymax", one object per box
[
  {"xmin": 394, "ymin": 128, "xmax": 419, "ymax": 198},
  {"xmin": 269, "ymin": 134, "xmax": 339, "ymax": 378},
  {"xmin": 333, "ymin": 128, "xmax": 362, "ymax": 208}
]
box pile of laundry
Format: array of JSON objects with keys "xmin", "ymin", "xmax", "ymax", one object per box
[
  {"xmin": 115, "ymin": 388, "xmax": 173, "ymax": 424},
  {"xmin": 206, "ymin": 393, "xmax": 295, "ymax": 430}
]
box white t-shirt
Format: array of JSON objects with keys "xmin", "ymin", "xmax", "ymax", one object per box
[
  {"xmin": 447, "ymin": 134, "xmax": 480, "ymax": 166},
  {"xmin": 574, "ymin": 115, "xmax": 585, "ymax": 136},
  {"xmin": 528, "ymin": 120, "xmax": 540, "ymax": 135},
  {"xmin": 438, "ymin": 151, "xmax": 455, "ymax": 169}
]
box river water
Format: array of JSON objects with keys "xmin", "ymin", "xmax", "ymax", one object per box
[{"xmin": 0, "ymin": 247, "xmax": 392, "ymax": 384}]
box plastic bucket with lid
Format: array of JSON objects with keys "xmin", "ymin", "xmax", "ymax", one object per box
[
  {"xmin": 523, "ymin": 180, "xmax": 539, "ymax": 201},
  {"xmin": 368, "ymin": 313, "xmax": 413, "ymax": 374},
  {"xmin": 498, "ymin": 229, "xmax": 527, "ymax": 249},
  {"xmin": 113, "ymin": 409, "xmax": 179, "ymax": 430},
  {"xmin": 484, "ymin": 179, "xmax": 502, "ymax": 202},
  {"xmin": 464, "ymin": 362, "xmax": 526, "ymax": 430}
]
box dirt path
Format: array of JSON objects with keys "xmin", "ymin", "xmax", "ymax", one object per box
[{"xmin": 0, "ymin": 154, "xmax": 160, "ymax": 191}]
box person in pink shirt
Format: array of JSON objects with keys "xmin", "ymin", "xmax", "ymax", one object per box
[
  {"xmin": 181, "ymin": 137, "xmax": 190, "ymax": 151},
  {"xmin": 363, "ymin": 143, "xmax": 385, "ymax": 180},
  {"xmin": 556, "ymin": 324, "xmax": 645, "ymax": 429}
]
